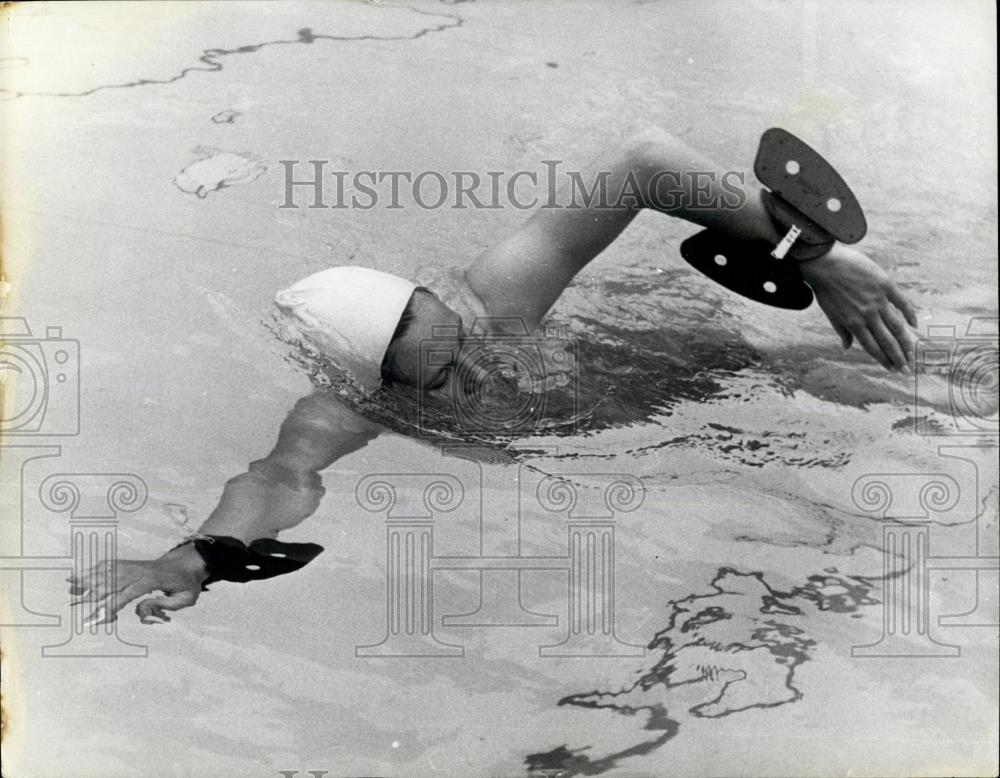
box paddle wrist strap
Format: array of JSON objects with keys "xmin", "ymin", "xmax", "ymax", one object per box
[
  {"xmin": 761, "ymin": 190, "xmax": 835, "ymax": 261},
  {"xmin": 174, "ymin": 534, "xmax": 325, "ymax": 591}
]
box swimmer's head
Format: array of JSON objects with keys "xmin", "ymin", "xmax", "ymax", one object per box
[
  {"xmin": 380, "ymin": 288, "xmax": 464, "ymax": 392},
  {"xmin": 274, "ymin": 266, "xmax": 463, "ymax": 393}
]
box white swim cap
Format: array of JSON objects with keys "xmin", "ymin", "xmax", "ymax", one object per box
[{"xmin": 274, "ymin": 266, "xmax": 418, "ymax": 391}]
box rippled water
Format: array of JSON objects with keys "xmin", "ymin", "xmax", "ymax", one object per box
[{"xmin": 2, "ymin": 1, "xmax": 997, "ymax": 776}]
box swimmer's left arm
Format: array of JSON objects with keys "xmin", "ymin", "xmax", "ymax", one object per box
[{"xmin": 69, "ymin": 392, "xmax": 382, "ymax": 625}]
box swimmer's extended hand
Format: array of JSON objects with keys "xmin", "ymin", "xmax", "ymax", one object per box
[
  {"xmin": 67, "ymin": 543, "xmax": 208, "ymax": 625},
  {"xmin": 800, "ymin": 245, "xmax": 918, "ymax": 372}
]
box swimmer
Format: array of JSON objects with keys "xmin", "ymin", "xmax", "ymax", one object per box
[{"xmin": 67, "ymin": 127, "xmax": 918, "ymax": 624}]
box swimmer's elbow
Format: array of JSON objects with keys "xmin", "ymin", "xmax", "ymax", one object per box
[{"xmin": 623, "ymin": 126, "xmax": 687, "ymax": 171}]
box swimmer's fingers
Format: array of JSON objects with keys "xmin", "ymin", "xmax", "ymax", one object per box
[
  {"xmin": 66, "ymin": 573, "xmax": 86, "ymax": 597},
  {"xmin": 867, "ymin": 315, "xmax": 910, "ymax": 372},
  {"xmin": 69, "ymin": 556, "xmax": 203, "ymax": 625},
  {"xmin": 135, "ymin": 589, "xmax": 200, "ymax": 625},
  {"xmin": 85, "ymin": 581, "xmax": 155, "ymax": 626},
  {"xmin": 68, "ymin": 558, "xmax": 131, "ymax": 602},
  {"xmin": 802, "ymin": 244, "xmax": 921, "ymax": 371},
  {"xmin": 881, "ymin": 308, "xmax": 917, "ymax": 368},
  {"xmin": 852, "ymin": 325, "xmax": 893, "ymax": 371},
  {"xmin": 66, "ymin": 561, "xmax": 105, "ymax": 596},
  {"xmin": 71, "ymin": 560, "xmax": 153, "ymax": 623},
  {"xmin": 834, "ymin": 323, "xmax": 853, "ymax": 350},
  {"xmin": 887, "ymin": 284, "xmax": 919, "ymax": 328}
]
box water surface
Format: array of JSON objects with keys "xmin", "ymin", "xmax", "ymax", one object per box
[{"xmin": 2, "ymin": 2, "xmax": 997, "ymax": 776}]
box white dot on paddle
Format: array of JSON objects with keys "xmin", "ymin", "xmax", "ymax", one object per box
[
  {"xmin": 763, "ymin": 281, "xmax": 777, "ymax": 294},
  {"xmin": 785, "ymin": 160, "xmax": 800, "ymax": 175},
  {"xmin": 827, "ymin": 197, "xmax": 842, "ymax": 212},
  {"xmin": 713, "ymin": 254, "xmax": 727, "ymax": 266}
]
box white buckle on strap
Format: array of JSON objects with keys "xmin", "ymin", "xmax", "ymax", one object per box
[{"xmin": 770, "ymin": 224, "xmax": 802, "ymax": 260}]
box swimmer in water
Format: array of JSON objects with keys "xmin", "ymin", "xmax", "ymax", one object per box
[{"xmin": 68, "ymin": 127, "xmax": 919, "ymax": 625}]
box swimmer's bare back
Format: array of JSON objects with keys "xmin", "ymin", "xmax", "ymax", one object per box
[{"xmin": 69, "ymin": 127, "xmax": 918, "ymax": 625}]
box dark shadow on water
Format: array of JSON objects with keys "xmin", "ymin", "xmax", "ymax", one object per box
[
  {"xmin": 268, "ymin": 262, "xmax": 994, "ymax": 476},
  {"xmin": 525, "ymin": 705, "xmax": 680, "ymax": 777},
  {"xmin": 272, "ymin": 266, "xmax": 786, "ymax": 463},
  {"xmin": 522, "ymin": 564, "xmax": 888, "ymax": 776}
]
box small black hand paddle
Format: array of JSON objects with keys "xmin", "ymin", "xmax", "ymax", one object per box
[
  {"xmin": 755, "ymin": 127, "xmax": 867, "ymax": 245},
  {"xmin": 679, "ymin": 127, "xmax": 866, "ymax": 309},
  {"xmin": 680, "ymin": 229, "xmax": 815, "ymax": 310}
]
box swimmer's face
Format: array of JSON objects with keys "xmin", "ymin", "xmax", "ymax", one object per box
[{"xmin": 382, "ymin": 289, "xmax": 465, "ymax": 394}]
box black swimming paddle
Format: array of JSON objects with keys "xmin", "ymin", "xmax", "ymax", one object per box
[
  {"xmin": 680, "ymin": 230, "xmax": 815, "ymax": 310},
  {"xmin": 680, "ymin": 127, "xmax": 866, "ymax": 309}
]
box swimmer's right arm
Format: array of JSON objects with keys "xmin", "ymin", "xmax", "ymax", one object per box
[
  {"xmin": 467, "ymin": 127, "xmax": 797, "ymax": 329},
  {"xmin": 69, "ymin": 392, "xmax": 382, "ymax": 625},
  {"xmin": 466, "ymin": 127, "xmax": 917, "ymax": 371}
]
